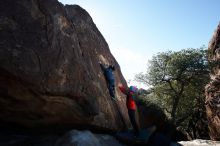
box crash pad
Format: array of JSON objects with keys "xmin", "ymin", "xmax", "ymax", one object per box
[{"xmin": 115, "ymin": 126, "xmax": 156, "ymax": 144}]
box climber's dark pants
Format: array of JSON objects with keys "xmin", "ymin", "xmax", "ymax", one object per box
[
  {"xmin": 128, "ymin": 109, "xmax": 139, "ymax": 136},
  {"xmin": 108, "ymin": 79, "xmax": 115, "ymax": 98}
]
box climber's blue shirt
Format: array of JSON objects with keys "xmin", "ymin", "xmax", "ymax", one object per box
[
  {"xmin": 105, "ymin": 68, "xmax": 114, "ymax": 80},
  {"xmin": 100, "ymin": 64, "xmax": 115, "ymax": 87},
  {"xmin": 104, "ymin": 67, "xmax": 115, "ymax": 86}
]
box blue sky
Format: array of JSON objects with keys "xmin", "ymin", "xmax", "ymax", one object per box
[{"xmin": 58, "ymin": 0, "xmax": 220, "ymax": 88}]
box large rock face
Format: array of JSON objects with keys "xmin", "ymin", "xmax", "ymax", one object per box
[
  {"xmin": 205, "ymin": 23, "xmax": 220, "ymax": 140},
  {"xmin": 0, "ymin": 0, "xmax": 130, "ymax": 131}
]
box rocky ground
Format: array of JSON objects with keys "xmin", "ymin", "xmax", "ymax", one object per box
[
  {"xmin": 4, "ymin": 129, "xmax": 220, "ymax": 146},
  {"xmin": 179, "ymin": 139, "xmax": 220, "ymax": 146},
  {"xmin": 0, "ymin": 130, "xmax": 125, "ymax": 146}
]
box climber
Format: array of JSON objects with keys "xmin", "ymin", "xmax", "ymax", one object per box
[
  {"xmin": 99, "ymin": 62, "xmax": 116, "ymax": 100},
  {"xmin": 118, "ymin": 84, "xmax": 140, "ymax": 136}
]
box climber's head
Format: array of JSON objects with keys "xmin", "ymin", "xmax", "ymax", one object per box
[
  {"xmin": 129, "ymin": 86, "xmax": 138, "ymax": 93},
  {"xmin": 109, "ymin": 65, "xmax": 115, "ymax": 71}
]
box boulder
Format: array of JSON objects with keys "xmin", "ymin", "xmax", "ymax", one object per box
[
  {"xmin": 55, "ymin": 130, "xmax": 125, "ymax": 146},
  {"xmin": 205, "ymin": 22, "xmax": 220, "ymax": 140},
  {"xmin": 0, "ymin": 0, "xmax": 129, "ymax": 131}
]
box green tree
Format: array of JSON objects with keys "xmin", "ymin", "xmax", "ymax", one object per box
[{"xmin": 135, "ymin": 48, "xmax": 209, "ymax": 128}]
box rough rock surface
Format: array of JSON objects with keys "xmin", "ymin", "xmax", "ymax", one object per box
[
  {"xmin": 205, "ymin": 22, "xmax": 220, "ymax": 140},
  {"xmin": 0, "ymin": 0, "xmax": 130, "ymax": 131}
]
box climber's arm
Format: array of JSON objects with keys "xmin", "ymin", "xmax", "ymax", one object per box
[
  {"xmin": 99, "ymin": 63, "xmax": 106, "ymax": 72},
  {"xmin": 118, "ymin": 84, "xmax": 127, "ymax": 95}
]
